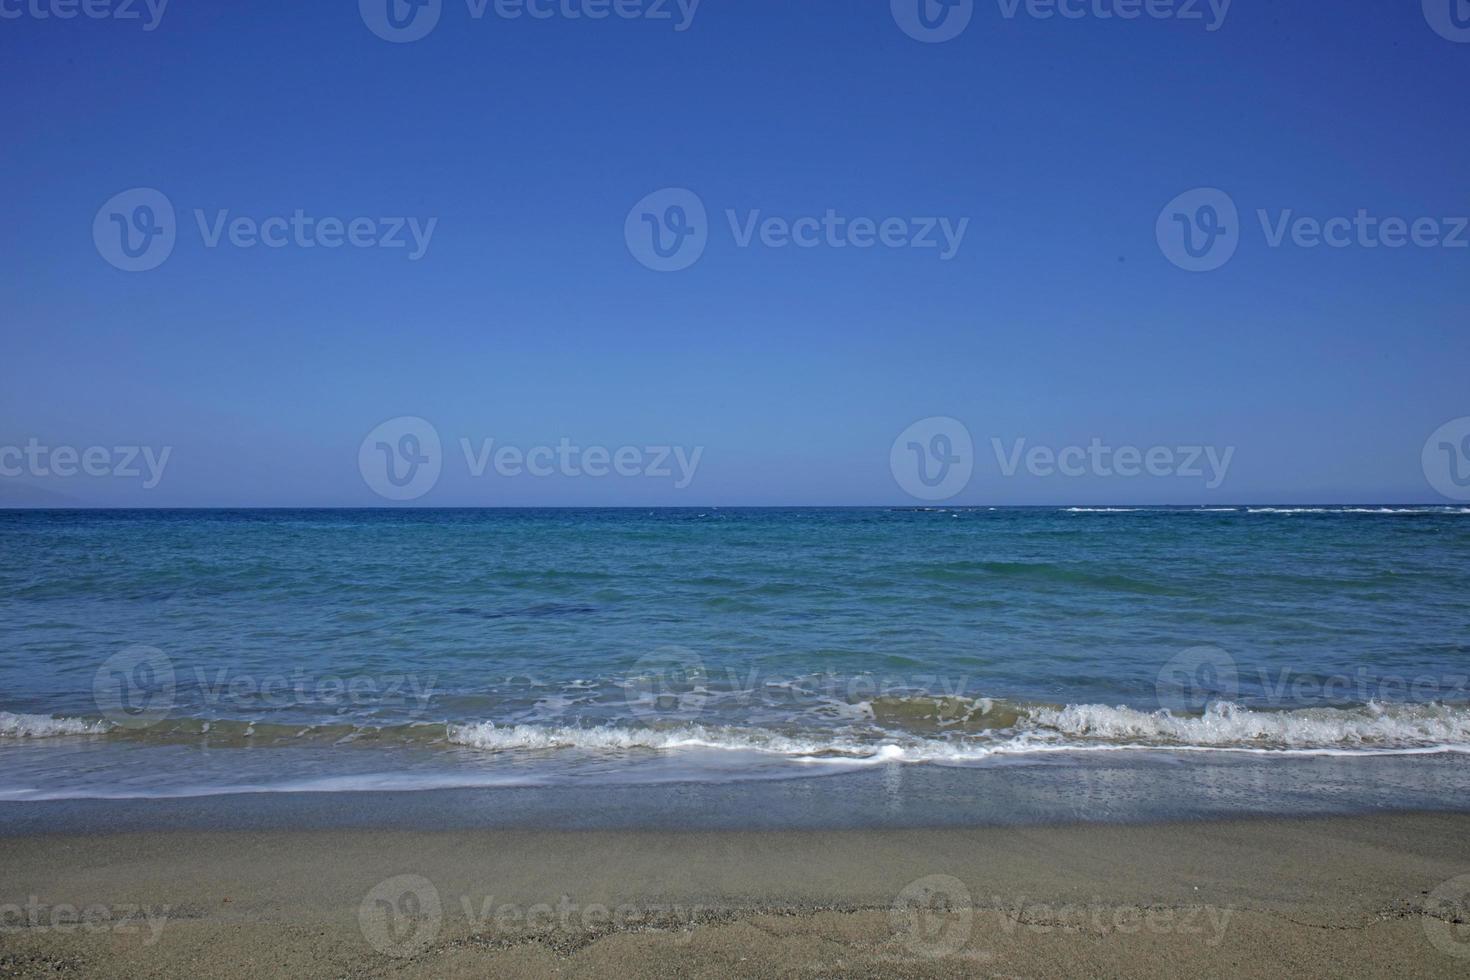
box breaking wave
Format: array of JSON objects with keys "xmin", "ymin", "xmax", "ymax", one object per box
[
  {"xmin": 9, "ymin": 701, "xmax": 1470, "ymax": 767},
  {"xmin": 443, "ymin": 700, "xmax": 1470, "ymax": 763},
  {"xmin": 0, "ymin": 712, "xmax": 109, "ymax": 737}
]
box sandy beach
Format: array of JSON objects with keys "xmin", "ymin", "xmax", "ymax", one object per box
[{"xmin": 2, "ymin": 809, "xmax": 1467, "ymax": 978}]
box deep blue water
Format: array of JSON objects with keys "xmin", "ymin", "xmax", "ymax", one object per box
[{"xmin": 1, "ymin": 507, "xmax": 1468, "ymax": 800}]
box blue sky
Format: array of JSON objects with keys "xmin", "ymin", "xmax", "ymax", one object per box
[{"xmin": 2, "ymin": 0, "xmax": 1468, "ymax": 506}]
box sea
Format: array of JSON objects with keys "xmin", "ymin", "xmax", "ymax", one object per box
[{"xmin": 2, "ymin": 507, "xmax": 1468, "ymax": 818}]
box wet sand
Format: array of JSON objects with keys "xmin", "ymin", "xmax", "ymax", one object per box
[{"xmin": 1, "ymin": 810, "xmax": 1468, "ymax": 977}]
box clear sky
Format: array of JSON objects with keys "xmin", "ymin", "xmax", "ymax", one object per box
[{"xmin": 3, "ymin": 0, "xmax": 1468, "ymax": 506}]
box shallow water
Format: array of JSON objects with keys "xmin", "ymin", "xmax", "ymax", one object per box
[{"xmin": 1, "ymin": 507, "xmax": 1468, "ymax": 801}]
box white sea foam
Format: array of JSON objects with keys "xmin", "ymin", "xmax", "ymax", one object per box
[
  {"xmin": 1246, "ymin": 507, "xmax": 1470, "ymax": 515},
  {"xmin": 0, "ymin": 712, "xmax": 110, "ymax": 737},
  {"xmin": 447, "ymin": 720, "xmax": 874, "ymax": 757},
  {"xmin": 445, "ymin": 700, "xmax": 1470, "ymax": 766},
  {"xmin": 1027, "ymin": 700, "xmax": 1470, "ymax": 748}
]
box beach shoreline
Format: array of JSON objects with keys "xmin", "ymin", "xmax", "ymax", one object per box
[{"xmin": 2, "ymin": 810, "xmax": 1467, "ymax": 978}]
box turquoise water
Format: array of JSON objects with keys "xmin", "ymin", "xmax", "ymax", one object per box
[{"xmin": 1, "ymin": 507, "xmax": 1468, "ymax": 801}]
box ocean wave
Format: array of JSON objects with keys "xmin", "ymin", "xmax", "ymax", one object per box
[
  {"xmin": 0, "ymin": 712, "xmax": 110, "ymax": 737},
  {"xmin": 1026, "ymin": 700, "xmax": 1470, "ymax": 748},
  {"xmin": 10, "ymin": 699, "xmax": 1470, "ymax": 763},
  {"xmin": 446, "ymin": 700, "xmax": 1470, "ymax": 762},
  {"xmin": 1245, "ymin": 507, "xmax": 1470, "ymax": 515},
  {"xmin": 1058, "ymin": 506, "xmax": 1469, "ymax": 515},
  {"xmin": 446, "ymin": 720, "xmax": 878, "ymax": 757}
]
